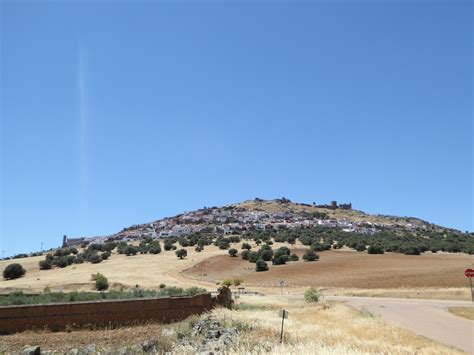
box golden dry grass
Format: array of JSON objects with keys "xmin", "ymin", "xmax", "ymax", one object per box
[
  {"xmin": 0, "ymin": 243, "xmax": 226, "ymax": 293},
  {"xmin": 448, "ymin": 307, "xmax": 474, "ymax": 320},
  {"xmin": 210, "ymin": 294, "xmax": 463, "ymax": 354}
]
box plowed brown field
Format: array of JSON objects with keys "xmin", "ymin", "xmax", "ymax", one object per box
[{"xmin": 183, "ymin": 250, "xmax": 473, "ymax": 288}]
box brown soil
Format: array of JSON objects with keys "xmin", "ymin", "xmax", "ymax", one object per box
[
  {"xmin": 0, "ymin": 323, "xmax": 165, "ymax": 352},
  {"xmin": 184, "ymin": 250, "xmax": 474, "ymax": 288}
]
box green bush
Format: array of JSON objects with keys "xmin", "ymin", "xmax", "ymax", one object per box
[
  {"xmin": 303, "ymin": 250, "xmax": 318, "ymax": 262},
  {"xmin": 176, "ymin": 249, "xmax": 187, "ymax": 259},
  {"xmin": 248, "ymin": 251, "xmax": 260, "ymax": 263},
  {"xmin": 164, "ymin": 242, "xmax": 175, "ymax": 251},
  {"xmin": 241, "ymin": 243, "xmax": 252, "ymax": 250},
  {"xmin": 367, "ymin": 245, "xmax": 384, "ymax": 254},
  {"xmin": 124, "ymin": 245, "xmax": 138, "ymax": 256},
  {"xmin": 94, "ymin": 273, "xmax": 109, "ymax": 291},
  {"xmin": 222, "ymin": 279, "xmax": 232, "ymax": 287},
  {"xmin": 39, "ymin": 260, "xmax": 52, "ymax": 270},
  {"xmin": 233, "ymin": 278, "xmax": 242, "ymax": 286},
  {"xmin": 54, "ymin": 256, "xmax": 68, "ymax": 268},
  {"xmin": 89, "ymin": 254, "xmax": 103, "ymax": 264},
  {"xmin": 403, "ymin": 246, "xmax": 420, "ymax": 255},
  {"xmin": 101, "ymin": 251, "xmax": 111, "ymax": 260},
  {"xmin": 148, "ymin": 242, "xmax": 161, "ymax": 254},
  {"xmin": 304, "ymin": 287, "xmax": 320, "ymax": 303},
  {"xmin": 255, "ymin": 259, "xmax": 268, "ymax": 272},
  {"xmin": 272, "ymin": 255, "xmax": 287, "ymax": 265},
  {"xmin": 311, "ymin": 243, "xmax": 324, "ymax": 252},
  {"xmin": 289, "ymin": 254, "xmax": 299, "ymax": 261},
  {"xmin": 260, "ymin": 249, "xmax": 273, "ymax": 261},
  {"xmin": 241, "ymin": 250, "xmax": 250, "ymax": 260},
  {"xmin": 228, "ymin": 248, "xmax": 238, "ymax": 257},
  {"xmin": 3, "ymin": 263, "xmax": 26, "ymax": 280},
  {"xmin": 356, "ymin": 244, "xmax": 366, "ymax": 252}
]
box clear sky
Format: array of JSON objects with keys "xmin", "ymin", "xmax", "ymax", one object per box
[{"xmin": 1, "ymin": 0, "xmax": 472, "ymax": 256}]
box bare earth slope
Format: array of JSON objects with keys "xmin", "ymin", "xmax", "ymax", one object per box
[{"xmin": 184, "ymin": 249, "xmax": 473, "ymax": 288}]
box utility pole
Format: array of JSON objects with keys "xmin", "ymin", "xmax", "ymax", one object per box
[{"xmin": 40, "ymin": 242, "xmax": 44, "ymax": 252}]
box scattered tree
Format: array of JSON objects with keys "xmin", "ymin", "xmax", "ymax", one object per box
[
  {"xmin": 255, "ymin": 259, "xmax": 268, "ymax": 272},
  {"xmin": 3, "ymin": 263, "xmax": 26, "ymax": 280},
  {"xmin": 228, "ymin": 248, "xmax": 238, "ymax": 257},
  {"xmin": 176, "ymin": 249, "xmax": 187, "ymax": 259}
]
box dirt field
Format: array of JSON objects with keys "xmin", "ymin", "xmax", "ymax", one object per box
[{"xmin": 184, "ymin": 249, "xmax": 473, "ymax": 289}]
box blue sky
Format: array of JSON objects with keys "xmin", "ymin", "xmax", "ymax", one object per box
[{"xmin": 1, "ymin": 0, "xmax": 472, "ymax": 256}]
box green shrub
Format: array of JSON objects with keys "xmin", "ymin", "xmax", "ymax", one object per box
[
  {"xmin": 260, "ymin": 249, "xmax": 274, "ymax": 261},
  {"xmin": 66, "ymin": 255, "xmax": 77, "ymax": 265},
  {"xmin": 101, "ymin": 251, "xmax": 111, "ymax": 260},
  {"xmin": 222, "ymin": 279, "xmax": 232, "ymax": 287},
  {"xmin": 248, "ymin": 251, "xmax": 260, "ymax": 263},
  {"xmin": 403, "ymin": 246, "xmax": 420, "ymax": 255},
  {"xmin": 304, "ymin": 287, "xmax": 320, "ymax": 303},
  {"xmin": 356, "ymin": 244, "xmax": 366, "ymax": 252},
  {"xmin": 3, "ymin": 263, "xmax": 26, "ymax": 280},
  {"xmin": 303, "ymin": 250, "xmax": 318, "ymax": 262},
  {"xmin": 276, "ymin": 246, "xmax": 291, "ymax": 256},
  {"xmin": 272, "ymin": 255, "xmax": 287, "ymax": 265},
  {"xmin": 54, "ymin": 256, "xmax": 68, "ymax": 268},
  {"xmin": 255, "ymin": 259, "xmax": 268, "ymax": 272},
  {"xmin": 289, "ymin": 254, "xmax": 299, "ymax": 261},
  {"xmin": 233, "ymin": 278, "xmax": 242, "ymax": 286},
  {"xmin": 89, "ymin": 254, "xmax": 103, "ymax": 264},
  {"xmin": 311, "ymin": 243, "xmax": 324, "ymax": 252},
  {"xmin": 367, "ymin": 245, "xmax": 384, "ymax": 254},
  {"xmin": 94, "ymin": 274, "xmax": 109, "ymax": 291},
  {"xmin": 124, "ymin": 245, "xmax": 138, "ymax": 256},
  {"xmin": 148, "ymin": 242, "xmax": 161, "ymax": 254},
  {"xmin": 241, "ymin": 250, "xmax": 250, "ymax": 260},
  {"xmin": 39, "ymin": 260, "xmax": 52, "ymax": 270},
  {"xmin": 176, "ymin": 249, "xmax": 187, "ymax": 259},
  {"xmin": 228, "ymin": 248, "xmax": 238, "ymax": 257},
  {"xmin": 164, "ymin": 242, "xmax": 175, "ymax": 251},
  {"xmin": 241, "ymin": 243, "xmax": 252, "ymax": 250}
]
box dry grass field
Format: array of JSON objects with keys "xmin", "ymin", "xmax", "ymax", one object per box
[
  {"xmin": 1, "ymin": 241, "xmax": 472, "ymax": 301},
  {"xmin": 0, "ymin": 244, "xmax": 226, "ymax": 293},
  {"xmin": 448, "ymin": 307, "xmax": 474, "ymax": 320},
  {"xmin": 0, "ymin": 294, "xmax": 463, "ymax": 354}
]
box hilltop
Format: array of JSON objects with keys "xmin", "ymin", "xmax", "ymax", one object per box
[{"xmin": 59, "ymin": 197, "xmax": 466, "ymax": 249}]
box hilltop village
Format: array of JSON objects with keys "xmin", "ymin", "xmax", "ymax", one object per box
[{"xmin": 62, "ymin": 199, "xmax": 424, "ymax": 247}]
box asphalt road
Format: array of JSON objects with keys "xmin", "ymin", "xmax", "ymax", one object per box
[{"xmin": 325, "ymin": 296, "xmax": 474, "ymax": 354}]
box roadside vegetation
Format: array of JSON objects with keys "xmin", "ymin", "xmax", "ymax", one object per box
[{"xmin": 0, "ymin": 286, "xmax": 207, "ymax": 306}]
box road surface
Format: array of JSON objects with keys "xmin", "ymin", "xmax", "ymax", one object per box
[{"xmin": 325, "ymin": 296, "xmax": 474, "ymax": 354}]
